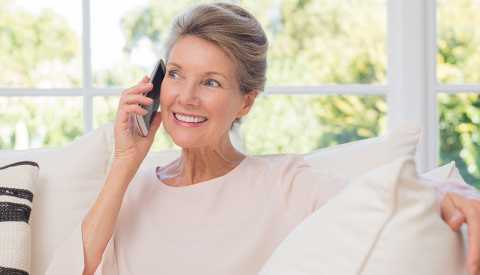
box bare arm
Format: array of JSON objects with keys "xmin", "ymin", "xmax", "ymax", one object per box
[
  {"xmin": 79, "ymin": 76, "xmax": 163, "ymax": 275},
  {"xmin": 80, "ymin": 159, "xmax": 140, "ymax": 275}
]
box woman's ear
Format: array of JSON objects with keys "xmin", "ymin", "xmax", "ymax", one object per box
[{"xmin": 237, "ymin": 90, "xmax": 258, "ymax": 118}]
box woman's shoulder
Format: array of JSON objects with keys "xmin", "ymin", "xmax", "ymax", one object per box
[
  {"xmin": 247, "ymin": 153, "xmax": 301, "ymax": 162},
  {"xmin": 246, "ymin": 153, "xmax": 312, "ymax": 179},
  {"xmin": 121, "ymin": 165, "xmax": 157, "ymax": 203},
  {"xmin": 248, "ymin": 153, "xmax": 346, "ymax": 185}
]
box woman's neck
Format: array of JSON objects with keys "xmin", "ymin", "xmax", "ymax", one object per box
[{"xmin": 163, "ymin": 139, "xmax": 245, "ymax": 187}]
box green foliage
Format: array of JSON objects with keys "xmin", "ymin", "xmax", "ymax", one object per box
[
  {"xmin": 0, "ymin": 97, "xmax": 83, "ymax": 149},
  {"xmin": 437, "ymin": 0, "xmax": 480, "ymax": 83},
  {"xmin": 0, "ymin": 1, "xmax": 79, "ymax": 87},
  {"xmin": 241, "ymin": 95, "xmax": 386, "ymax": 155},
  {"xmin": 437, "ymin": 0, "xmax": 480, "ymax": 187},
  {"xmin": 439, "ymin": 94, "xmax": 480, "ymax": 187},
  {"xmin": 0, "ymin": 0, "xmax": 83, "ymax": 150}
]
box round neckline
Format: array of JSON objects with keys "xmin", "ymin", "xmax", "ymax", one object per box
[{"xmin": 152, "ymin": 155, "xmax": 251, "ymax": 192}]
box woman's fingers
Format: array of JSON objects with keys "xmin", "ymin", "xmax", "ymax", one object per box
[
  {"xmin": 116, "ymin": 103, "xmax": 149, "ymax": 126},
  {"xmin": 146, "ymin": 112, "xmax": 162, "ymax": 139},
  {"xmin": 116, "ymin": 93, "xmax": 152, "ymax": 125},
  {"xmin": 447, "ymin": 192, "xmax": 480, "ymax": 275},
  {"xmin": 123, "ymin": 82, "xmax": 153, "ymax": 95},
  {"xmin": 139, "ymin": 75, "xmax": 150, "ymax": 84},
  {"xmin": 120, "ymin": 94, "xmax": 153, "ymax": 106},
  {"xmin": 441, "ymin": 193, "xmax": 466, "ymax": 231},
  {"xmin": 115, "ymin": 76, "xmax": 154, "ymax": 133}
]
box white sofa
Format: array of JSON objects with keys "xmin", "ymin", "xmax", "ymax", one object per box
[{"xmin": 0, "ymin": 122, "xmax": 468, "ymax": 275}]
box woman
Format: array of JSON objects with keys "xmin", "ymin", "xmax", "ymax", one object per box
[{"xmin": 47, "ymin": 3, "xmax": 480, "ymax": 275}]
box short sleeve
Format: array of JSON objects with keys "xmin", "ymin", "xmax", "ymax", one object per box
[
  {"xmin": 278, "ymin": 155, "xmax": 349, "ymax": 223},
  {"xmin": 45, "ymin": 223, "xmax": 118, "ymax": 275},
  {"xmin": 304, "ymin": 168, "xmax": 349, "ymax": 211},
  {"xmin": 288, "ymin": 159, "xmax": 349, "ymax": 213}
]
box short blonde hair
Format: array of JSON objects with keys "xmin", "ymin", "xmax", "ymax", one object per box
[{"xmin": 164, "ymin": 3, "xmax": 269, "ymax": 94}]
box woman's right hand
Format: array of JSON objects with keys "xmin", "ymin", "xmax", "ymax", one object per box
[{"xmin": 113, "ymin": 76, "xmax": 163, "ymax": 165}]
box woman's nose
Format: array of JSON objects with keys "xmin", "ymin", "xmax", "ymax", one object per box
[{"xmin": 177, "ymin": 82, "xmax": 200, "ymax": 106}]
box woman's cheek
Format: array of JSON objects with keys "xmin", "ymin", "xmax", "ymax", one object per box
[{"xmin": 160, "ymin": 82, "xmax": 176, "ymax": 106}]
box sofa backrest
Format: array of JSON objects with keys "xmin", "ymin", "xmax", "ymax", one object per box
[{"xmin": 0, "ymin": 121, "xmax": 422, "ymax": 275}]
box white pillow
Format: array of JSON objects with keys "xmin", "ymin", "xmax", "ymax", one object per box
[
  {"xmin": 304, "ymin": 123, "xmax": 421, "ymax": 178},
  {"xmin": 422, "ymin": 161, "xmax": 456, "ymax": 179},
  {"xmin": 259, "ymin": 157, "xmax": 466, "ymax": 275},
  {"xmin": 0, "ymin": 126, "xmax": 112, "ymax": 275},
  {"xmin": 422, "ymin": 161, "xmax": 468, "ymax": 184},
  {"xmin": 0, "ymin": 161, "xmax": 39, "ymax": 275}
]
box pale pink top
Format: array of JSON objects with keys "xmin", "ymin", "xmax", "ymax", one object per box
[{"xmin": 46, "ymin": 154, "xmax": 347, "ymax": 275}]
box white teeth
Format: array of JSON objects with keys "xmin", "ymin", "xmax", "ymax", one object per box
[{"xmin": 174, "ymin": 113, "xmax": 207, "ymax": 123}]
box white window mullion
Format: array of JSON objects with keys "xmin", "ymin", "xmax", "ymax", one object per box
[
  {"xmin": 387, "ymin": 0, "xmax": 436, "ymax": 172},
  {"xmin": 82, "ymin": 0, "xmax": 93, "ymax": 133},
  {"xmin": 0, "ymin": 85, "xmax": 387, "ymax": 97},
  {"xmin": 437, "ymin": 84, "xmax": 480, "ymax": 93},
  {"xmin": 426, "ymin": 0, "xmax": 438, "ymax": 172},
  {"xmin": 265, "ymin": 84, "xmax": 388, "ymax": 95}
]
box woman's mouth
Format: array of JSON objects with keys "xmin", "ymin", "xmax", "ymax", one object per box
[{"xmin": 172, "ymin": 112, "xmax": 208, "ymax": 127}]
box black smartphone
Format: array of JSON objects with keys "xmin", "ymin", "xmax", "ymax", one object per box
[{"xmin": 134, "ymin": 59, "xmax": 166, "ymax": 137}]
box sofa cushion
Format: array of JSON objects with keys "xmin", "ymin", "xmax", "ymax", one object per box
[
  {"xmin": 0, "ymin": 121, "xmax": 422, "ymax": 274},
  {"xmin": 0, "ymin": 127, "xmax": 112, "ymax": 275},
  {"xmin": 0, "ymin": 161, "xmax": 39, "ymax": 275},
  {"xmin": 258, "ymin": 156, "xmax": 465, "ymax": 275},
  {"xmin": 304, "ymin": 123, "xmax": 421, "ymax": 178}
]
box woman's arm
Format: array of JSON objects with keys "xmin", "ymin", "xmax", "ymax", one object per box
[
  {"xmin": 81, "ymin": 159, "xmax": 140, "ymax": 275},
  {"xmin": 81, "ymin": 76, "xmax": 161, "ymax": 274},
  {"xmin": 47, "ymin": 76, "xmax": 162, "ymax": 275}
]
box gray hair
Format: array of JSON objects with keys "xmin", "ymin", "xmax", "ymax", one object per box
[{"xmin": 164, "ymin": 2, "xmax": 269, "ymax": 95}]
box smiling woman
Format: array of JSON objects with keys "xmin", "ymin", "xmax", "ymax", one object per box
[
  {"xmin": 146, "ymin": 3, "xmax": 269, "ymax": 187},
  {"xmin": 161, "ymin": 36, "xmax": 257, "ymax": 149},
  {"xmin": 44, "ymin": 2, "xmax": 480, "ymax": 275}
]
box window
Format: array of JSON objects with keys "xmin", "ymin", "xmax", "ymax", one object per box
[
  {"xmin": 2, "ymin": 0, "xmax": 478, "ymax": 187},
  {"xmin": 0, "ymin": 0, "xmax": 387, "ymax": 153}
]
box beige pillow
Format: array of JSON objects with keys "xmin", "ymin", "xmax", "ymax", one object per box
[
  {"xmin": 0, "ymin": 127, "xmax": 112, "ymax": 275},
  {"xmin": 259, "ymin": 157, "xmax": 466, "ymax": 275}
]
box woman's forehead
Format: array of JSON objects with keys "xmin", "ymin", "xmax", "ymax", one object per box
[{"xmin": 167, "ymin": 35, "xmax": 237, "ymax": 76}]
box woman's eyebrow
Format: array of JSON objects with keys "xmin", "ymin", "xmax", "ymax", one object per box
[
  {"xmin": 167, "ymin": 62, "xmax": 182, "ymax": 69},
  {"xmin": 167, "ymin": 62, "xmax": 229, "ymax": 80},
  {"xmin": 205, "ymin": 71, "xmax": 228, "ymax": 80}
]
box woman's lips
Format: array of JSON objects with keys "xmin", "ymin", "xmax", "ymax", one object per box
[{"xmin": 171, "ymin": 112, "xmax": 208, "ymax": 128}]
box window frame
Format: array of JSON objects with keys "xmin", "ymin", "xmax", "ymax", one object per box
[{"xmin": 1, "ymin": 0, "xmax": 479, "ymax": 173}]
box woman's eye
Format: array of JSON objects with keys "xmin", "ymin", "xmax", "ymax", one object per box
[
  {"xmin": 204, "ymin": 79, "xmax": 221, "ymax": 88},
  {"xmin": 167, "ymin": 70, "xmax": 179, "ymax": 79}
]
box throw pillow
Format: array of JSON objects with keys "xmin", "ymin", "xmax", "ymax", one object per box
[{"xmin": 0, "ymin": 161, "xmax": 39, "ymax": 275}]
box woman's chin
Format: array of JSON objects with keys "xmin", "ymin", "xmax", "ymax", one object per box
[{"xmin": 169, "ymin": 133, "xmax": 207, "ymax": 149}]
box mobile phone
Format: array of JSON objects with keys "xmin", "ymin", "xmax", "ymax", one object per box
[{"xmin": 134, "ymin": 59, "xmax": 166, "ymax": 137}]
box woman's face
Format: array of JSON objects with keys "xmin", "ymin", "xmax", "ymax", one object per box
[{"xmin": 160, "ymin": 35, "xmax": 257, "ymax": 148}]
